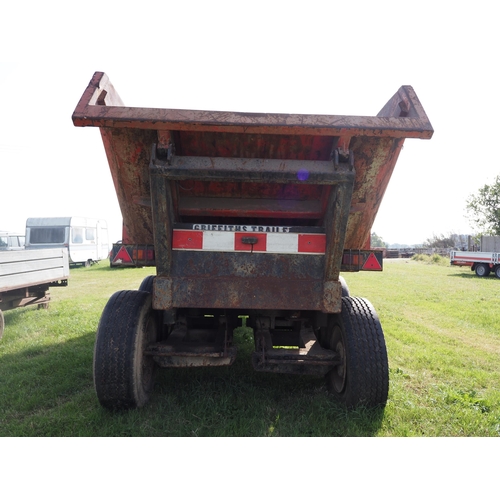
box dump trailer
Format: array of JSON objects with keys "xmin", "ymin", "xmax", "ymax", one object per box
[
  {"xmin": 72, "ymin": 72, "xmax": 433, "ymax": 410},
  {"xmin": 0, "ymin": 248, "xmax": 69, "ymax": 338}
]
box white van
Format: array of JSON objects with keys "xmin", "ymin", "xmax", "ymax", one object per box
[{"xmin": 25, "ymin": 217, "xmax": 109, "ymax": 266}]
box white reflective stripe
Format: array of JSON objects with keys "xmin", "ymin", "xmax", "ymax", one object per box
[
  {"xmin": 202, "ymin": 231, "xmax": 235, "ymax": 251},
  {"xmin": 266, "ymin": 233, "xmax": 298, "ymax": 253}
]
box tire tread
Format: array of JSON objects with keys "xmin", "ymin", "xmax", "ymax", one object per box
[
  {"xmin": 93, "ymin": 290, "xmax": 155, "ymax": 410},
  {"xmin": 332, "ymin": 296, "xmax": 389, "ymax": 408}
]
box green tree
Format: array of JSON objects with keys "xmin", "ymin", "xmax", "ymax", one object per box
[
  {"xmin": 371, "ymin": 232, "xmax": 386, "ymax": 247},
  {"xmin": 466, "ymin": 176, "xmax": 500, "ymax": 235}
]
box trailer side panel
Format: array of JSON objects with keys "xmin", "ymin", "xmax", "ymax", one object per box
[{"xmin": 0, "ymin": 249, "xmax": 69, "ymax": 293}]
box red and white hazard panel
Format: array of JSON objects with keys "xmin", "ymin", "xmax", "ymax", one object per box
[
  {"xmin": 172, "ymin": 225, "xmax": 326, "ymax": 254},
  {"xmin": 112, "ymin": 245, "xmax": 133, "ymax": 264},
  {"xmin": 342, "ymin": 250, "xmax": 383, "ymax": 271}
]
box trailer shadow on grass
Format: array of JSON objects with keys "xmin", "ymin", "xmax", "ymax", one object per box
[
  {"xmin": 447, "ymin": 272, "xmax": 477, "ymax": 279},
  {"xmin": 144, "ymin": 330, "xmax": 387, "ymax": 437},
  {"xmin": 0, "ymin": 329, "xmax": 97, "ymax": 437},
  {"xmin": 448, "ymin": 272, "xmax": 498, "ymax": 280},
  {"xmin": 1, "ymin": 322, "xmax": 386, "ymax": 437},
  {"xmin": 149, "ymin": 367, "xmax": 387, "ymax": 437}
]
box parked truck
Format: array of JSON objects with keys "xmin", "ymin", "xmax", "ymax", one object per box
[
  {"xmin": 0, "ymin": 248, "xmax": 69, "ymax": 338},
  {"xmin": 25, "ymin": 217, "xmax": 109, "ymax": 267},
  {"xmin": 72, "ymin": 72, "xmax": 433, "ymax": 410}
]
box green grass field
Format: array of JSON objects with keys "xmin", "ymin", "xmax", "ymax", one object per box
[{"xmin": 1, "ymin": 258, "xmax": 499, "ymax": 436}]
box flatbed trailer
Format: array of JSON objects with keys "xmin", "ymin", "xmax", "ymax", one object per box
[
  {"xmin": 0, "ymin": 248, "xmax": 69, "ymax": 338},
  {"xmin": 450, "ymin": 250, "xmax": 500, "ymax": 278},
  {"xmin": 73, "ymin": 72, "xmax": 433, "ymax": 410}
]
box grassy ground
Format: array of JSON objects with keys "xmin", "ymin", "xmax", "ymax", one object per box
[{"xmin": 1, "ymin": 258, "xmax": 499, "ymax": 436}]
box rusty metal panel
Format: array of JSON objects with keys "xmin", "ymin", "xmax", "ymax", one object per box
[
  {"xmin": 171, "ymin": 131, "xmax": 336, "ymax": 160},
  {"xmin": 345, "ymin": 135, "xmax": 405, "ymax": 248},
  {"xmin": 153, "ymin": 276, "xmax": 341, "ymax": 313},
  {"xmin": 170, "ymin": 252, "xmax": 325, "ymax": 279},
  {"xmin": 152, "ymin": 251, "xmax": 342, "ymax": 313},
  {"xmin": 99, "ymin": 127, "xmax": 156, "ymax": 245}
]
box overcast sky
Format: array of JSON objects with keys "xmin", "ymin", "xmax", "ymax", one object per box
[{"xmin": 1, "ymin": 1, "xmax": 498, "ymax": 245}]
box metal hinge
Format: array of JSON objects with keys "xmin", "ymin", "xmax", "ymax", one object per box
[
  {"xmin": 332, "ymin": 147, "xmax": 354, "ymax": 171},
  {"xmin": 156, "ymin": 142, "xmax": 175, "ymax": 165}
]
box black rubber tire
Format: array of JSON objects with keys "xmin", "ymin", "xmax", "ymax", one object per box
[
  {"xmin": 324, "ymin": 296, "xmax": 389, "ymax": 408},
  {"xmin": 93, "ymin": 290, "xmax": 158, "ymax": 410},
  {"xmin": 475, "ymin": 263, "xmax": 490, "ymax": 277},
  {"xmin": 139, "ymin": 275, "xmax": 155, "ymax": 293},
  {"xmin": 0, "ymin": 309, "xmax": 4, "ymax": 340},
  {"xmin": 495, "ymin": 266, "xmax": 500, "ymax": 279},
  {"xmin": 339, "ymin": 276, "xmax": 350, "ymax": 297}
]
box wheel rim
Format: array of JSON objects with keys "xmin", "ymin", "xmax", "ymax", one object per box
[{"xmin": 329, "ymin": 323, "xmax": 347, "ymax": 393}]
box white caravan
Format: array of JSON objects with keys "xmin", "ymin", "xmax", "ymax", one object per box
[{"xmin": 25, "ymin": 217, "xmax": 109, "ymax": 266}]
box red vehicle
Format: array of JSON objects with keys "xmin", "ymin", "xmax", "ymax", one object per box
[{"xmin": 73, "ymin": 72, "xmax": 433, "ymax": 410}]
